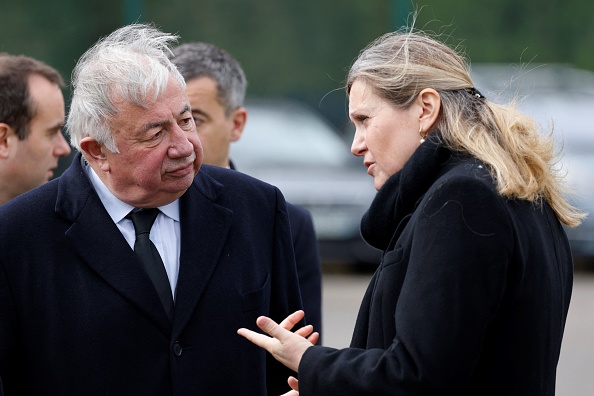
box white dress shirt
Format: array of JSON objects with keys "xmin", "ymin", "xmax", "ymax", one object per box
[{"xmin": 85, "ymin": 163, "xmax": 180, "ymax": 299}]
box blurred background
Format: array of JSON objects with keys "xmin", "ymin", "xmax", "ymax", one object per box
[
  {"xmin": 3, "ymin": 0, "xmax": 593, "ymax": 267},
  {"xmin": 2, "ymin": 1, "xmax": 593, "ymax": 393}
]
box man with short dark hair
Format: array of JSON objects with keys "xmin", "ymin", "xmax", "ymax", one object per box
[
  {"xmin": 170, "ymin": 42, "xmax": 323, "ymax": 338},
  {"xmin": 0, "ymin": 53, "xmax": 71, "ymax": 204}
]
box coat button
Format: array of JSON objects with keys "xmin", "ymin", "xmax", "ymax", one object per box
[{"xmin": 173, "ymin": 341, "xmax": 182, "ymax": 357}]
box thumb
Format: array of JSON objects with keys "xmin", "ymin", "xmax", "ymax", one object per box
[{"xmin": 256, "ymin": 316, "xmax": 288, "ymax": 341}]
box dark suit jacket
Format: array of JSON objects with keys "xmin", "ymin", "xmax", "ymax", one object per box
[
  {"xmin": 284, "ymin": 203, "xmax": 322, "ymax": 337},
  {"xmin": 298, "ymin": 139, "xmax": 573, "ymax": 395},
  {"xmin": 229, "ymin": 160, "xmax": 322, "ymax": 338},
  {"xmin": 0, "ymin": 153, "xmax": 303, "ymax": 395}
]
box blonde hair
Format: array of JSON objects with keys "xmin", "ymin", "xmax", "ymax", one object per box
[{"xmin": 347, "ymin": 30, "xmax": 585, "ymax": 227}]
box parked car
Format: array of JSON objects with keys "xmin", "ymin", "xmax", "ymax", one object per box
[
  {"xmin": 230, "ymin": 97, "xmax": 381, "ymax": 266},
  {"xmin": 471, "ymin": 64, "xmax": 594, "ymax": 263}
]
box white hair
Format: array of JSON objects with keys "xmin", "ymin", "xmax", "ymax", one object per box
[{"xmin": 66, "ymin": 24, "xmax": 185, "ymax": 153}]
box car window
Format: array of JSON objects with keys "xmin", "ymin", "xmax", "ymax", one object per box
[{"xmin": 231, "ymin": 98, "xmax": 354, "ymax": 169}]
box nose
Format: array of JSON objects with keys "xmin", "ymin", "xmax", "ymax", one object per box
[
  {"xmin": 53, "ymin": 132, "xmax": 71, "ymax": 157},
  {"xmin": 350, "ymin": 128, "xmax": 366, "ymax": 157},
  {"xmin": 168, "ymin": 125, "xmax": 196, "ymax": 159}
]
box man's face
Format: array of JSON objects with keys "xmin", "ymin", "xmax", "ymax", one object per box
[
  {"xmin": 185, "ymin": 77, "xmax": 242, "ymax": 168},
  {"xmin": 94, "ymin": 77, "xmax": 203, "ymax": 208},
  {"xmin": 10, "ymin": 74, "xmax": 70, "ymax": 195}
]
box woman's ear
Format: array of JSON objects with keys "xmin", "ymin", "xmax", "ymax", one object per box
[{"xmin": 417, "ymin": 88, "xmax": 441, "ymax": 131}]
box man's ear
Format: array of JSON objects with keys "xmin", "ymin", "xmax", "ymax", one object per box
[
  {"xmin": 80, "ymin": 137, "xmax": 110, "ymax": 172},
  {"xmin": 417, "ymin": 88, "xmax": 441, "ymax": 131},
  {"xmin": 0, "ymin": 123, "xmax": 15, "ymax": 159},
  {"xmin": 230, "ymin": 107, "xmax": 247, "ymax": 142}
]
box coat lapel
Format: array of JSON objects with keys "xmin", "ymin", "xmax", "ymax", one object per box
[
  {"xmin": 56, "ymin": 154, "xmax": 171, "ymax": 334},
  {"xmin": 173, "ymin": 168, "xmax": 233, "ymax": 335}
]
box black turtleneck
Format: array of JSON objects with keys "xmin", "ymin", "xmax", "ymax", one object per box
[{"xmin": 360, "ymin": 132, "xmax": 464, "ymax": 250}]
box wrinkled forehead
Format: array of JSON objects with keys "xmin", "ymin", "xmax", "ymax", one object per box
[{"xmin": 109, "ymin": 77, "xmax": 189, "ymax": 127}]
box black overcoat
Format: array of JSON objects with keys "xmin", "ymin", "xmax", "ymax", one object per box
[
  {"xmin": 299, "ymin": 136, "xmax": 573, "ymax": 395},
  {"xmin": 0, "ymin": 153, "xmax": 302, "ymax": 395}
]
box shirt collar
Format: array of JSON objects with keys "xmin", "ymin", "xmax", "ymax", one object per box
[{"xmin": 84, "ymin": 162, "xmax": 180, "ymax": 223}]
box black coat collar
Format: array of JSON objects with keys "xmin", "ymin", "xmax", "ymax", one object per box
[{"xmin": 360, "ymin": 132, "xmax": 456, "ymax": 250}]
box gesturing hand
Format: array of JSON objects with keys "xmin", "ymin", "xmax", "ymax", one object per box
[
  {"xmin": 280, "ymin": 376, "xmax": 300, "ymax": 396},
  {"xmin": 237, "ymin": 310, "xmax": 319, "ymax": 373}
]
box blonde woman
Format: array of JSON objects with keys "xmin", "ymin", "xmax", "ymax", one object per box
[{"xmin": 238, "ymin": 30, "xmax": 585, "ymax": 396}]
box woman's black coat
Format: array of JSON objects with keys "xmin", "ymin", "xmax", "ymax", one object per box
[{"xmin": 299, "ymin": 134, "xmax": 573, "ymax": 395}]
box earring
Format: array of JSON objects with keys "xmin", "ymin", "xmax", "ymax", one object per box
[{"xmin": 419, "ymin": 125, "xmax": 427, "ymax": 144}]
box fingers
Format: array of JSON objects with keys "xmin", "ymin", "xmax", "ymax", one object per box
[
  {"xmin": 240, "ymin": 311, "xmax": 319, "ymax": 348},
  {"xmin": 287, "ymin": 376, "xmax": 299, "ymax": 391},
  {"xmin": 294, "ymin": 325, "xmax": 314, "ymax": 338},
  {"xmin": 281, "ymin": 377, "xmax": 300, "ymax": 396},
  {"xmin": 307, "ymin": 331, "xmax": 320, "ymax": 346},
  {"xmin": 238, "ymin": 314, "xmax": 314, "ymax": 373},
  {"xmin": 240, "ymin": 314, "xmax": 299, "ymax": 346},
  {"xmin": 255, "ymin": 315, "xmax": 294, "ymax": 343},
  {"xmin": 236, "ymin": 327, "xmax": 274, "ymax": 350},
  {"xmin": 279, "ymin": 310, "xmax": 305, "ymax": 331},
  {"xmin": 293, "ymin": 325, "xmax": 319, "ymax": 346}
]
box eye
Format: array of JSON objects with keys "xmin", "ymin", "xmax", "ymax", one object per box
[
  {"xmin": 47, "ymin": 126, "xmax": 64, "ymax": 137},
  {"xmin": 192, "ymin": 116, "xmax": 204, "ymax": 127},
  {"xmin": 180, "ymin": 117, "xmax": 193, "ymax": 127},
  {"xmin": 351, "ymin": 114, "xmax": 368, "ymax": 125}
]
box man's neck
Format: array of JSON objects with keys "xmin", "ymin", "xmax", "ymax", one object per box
[{"xmin": 0, "ymin": 179, "xmax": 18, "ymax": 205}]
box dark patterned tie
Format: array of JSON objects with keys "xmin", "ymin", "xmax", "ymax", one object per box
[{"xmin": 127, "ymin": 208, "xmax": 174, "ymax": 322}]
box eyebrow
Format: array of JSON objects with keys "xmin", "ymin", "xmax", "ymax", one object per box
[
  {"xmin": 141, "ymin": 121, "xmax": 165, "ymax": 133},
  {"xmin": 191, "ymin": 107, "xmax": 209, "ymax": 119},
  {"xmin": 140, "ymin": 105, "xmax": 192, "ymax": 133},
  {"xmin": 47, "ymin": 122, "xmax": 65, "ymax": 134},
  {"xmin": 179, "ymin": 104, "xmax": 190, "ymax": 116},
  {"xmin": 349, "ymin": 110, "xmax": 363, "ymax": 120}
]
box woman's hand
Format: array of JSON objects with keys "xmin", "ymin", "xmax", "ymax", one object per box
[
  {"xmin": 279, "ymin": 376, "xmax": 300, "ymax": 396},
  {"xmin": 237, "ymin": 310, "xmax": 318, "ymax": 372}
]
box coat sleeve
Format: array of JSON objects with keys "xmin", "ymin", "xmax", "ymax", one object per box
[
  {"xmin": 298, "ymin": 176, "xmax": 513, "ymax": 395},
  {"xmin": 266, "ymin": 188, "xmax": 306, "ymax": 396}
]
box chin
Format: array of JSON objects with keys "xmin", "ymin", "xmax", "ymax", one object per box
[
  {"xmin": 374, "ymin": 179, "xmax": 385, "ymax": 191},
  {"xmin": 166, "ymin": 178, "xmax": 194, "ymax": 196}
]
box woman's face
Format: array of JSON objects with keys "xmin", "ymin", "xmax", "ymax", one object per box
[{"xmin": 349, "ymin": 79, "xmax": 423, "ymax": 190}]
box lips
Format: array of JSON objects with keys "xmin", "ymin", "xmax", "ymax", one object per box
[
  {"xmin": 47, "ymin": 165, "xmax": 58, "ymax": 179},
  {"xmin": 364, "ymin": 161, "xmax": 374, "ymax": 176},
  {"xmin": 167, "ymin": 161, "xmax": 194, "ymax": 177}
]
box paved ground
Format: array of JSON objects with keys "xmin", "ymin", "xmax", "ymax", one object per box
[{"xmin": 321, "ymin": 269, "xmax": 594, "ymax": 395}]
